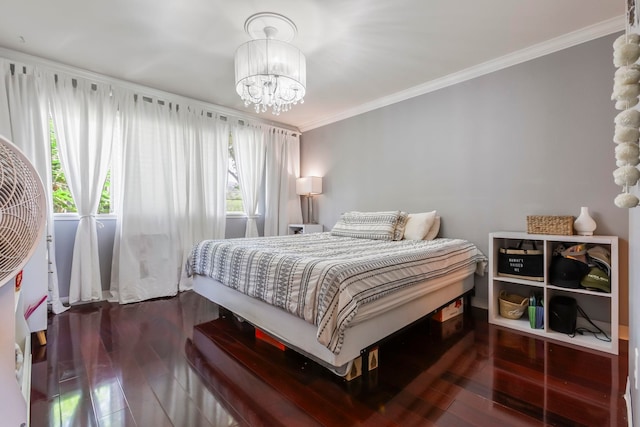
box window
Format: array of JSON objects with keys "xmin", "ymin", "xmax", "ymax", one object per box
[
  {"xmin": 226, "ymin": 135, "xmax": 244, "ymax": 213},
  {"xmin": 50, "ymin": 121, "xmax": 112, "ymax": 214},
  {"xmin": 52, "ymin": 122, "xmax": 240, "ymax": 215}
]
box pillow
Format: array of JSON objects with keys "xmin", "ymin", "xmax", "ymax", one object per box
[
  {"xmin": 331, "ymin": 211, "xmax": 404, "ymax": 240},
  {"xmin": 403, "ymin": 211, "xmax": 437, "ymax": 240},
  {"xmin": 393, "ymin": 211, "xmax": 409, "ymax": 241},
  {"xmin": 424, "ymin": 216, "xmax": 441, "ymax": 240}
]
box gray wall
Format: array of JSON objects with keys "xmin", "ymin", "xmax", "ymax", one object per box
[
  {"xmin": 54, "ymin": 218, "xmax": 117, "ymax": 299},
  {"xmin": 53, "ymin": 216, "xmax": 254, "ymax": 299},
  {"xmin": 300, "ymin": 33, "xmax": 630, "ymax": 325}
]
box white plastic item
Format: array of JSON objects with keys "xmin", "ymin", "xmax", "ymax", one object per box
[
  {"xmin": 0, "ymin": 135, "xmax": 46, "ymax": 287},
  {"xmin": 0, "ymin": 135, "xmax": 46, "ymax": 426}
]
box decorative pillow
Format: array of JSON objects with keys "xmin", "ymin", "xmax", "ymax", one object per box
[
  {"xmin": 331, "ymin": 211, "xmax": 403, "ymax": 240},
  {"xmin": 393, "ymin": 211, "xmax": 409, "ymax": 241},
  {"xmin": 424, "ymin": 216, "xmax": 441, "ymax": 240},
  {"xmin": 403, "ymin": 211, "xmax": 437, "ymax": 240}
]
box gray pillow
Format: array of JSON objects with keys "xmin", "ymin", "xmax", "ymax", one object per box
[{"xmin": 331, "ymin": 211, "xmax": 405, "ymax": 240}]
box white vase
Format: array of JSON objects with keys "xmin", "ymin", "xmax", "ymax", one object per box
[{"xmin": 574, "ymin": 206, "xmax": 597, "ymax": 236}]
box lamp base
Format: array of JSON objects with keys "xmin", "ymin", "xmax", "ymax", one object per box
[{"xmin": 307, "ymin": 195, "xmax": 314, "ymax": 224}]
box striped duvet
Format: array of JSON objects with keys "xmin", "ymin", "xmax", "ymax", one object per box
[{"xmin": 187, "ymin": 232, "xmax": 486, "ymax": 354}]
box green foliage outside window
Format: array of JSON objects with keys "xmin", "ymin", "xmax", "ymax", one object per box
[
  {"xmin": 226, "ymin": 179, "xmax": 243, "ymax": 212},
  {"xmin": 50, "ymin": 122, "xmax": 111, "ymax": 214},
  {"xmin": 51, "ymin": 125, "xmax": 242, "ymax": 215},
  {"xmin": 227, "ymin": 135, "xmax": 244, "ymax": 213}
]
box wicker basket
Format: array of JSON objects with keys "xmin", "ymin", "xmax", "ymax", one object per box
[
  {"xmin": 498, "ymin": 290, "xmax": 529, "ymax": 319},
  {"xmin": 526, "ymin": 215, "xmax": 574, "ymax": 235}
]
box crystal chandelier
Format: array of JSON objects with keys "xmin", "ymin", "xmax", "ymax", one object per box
[{"xmin": 234, "ymin": 13, "xmax": 306, "ymax": 115}]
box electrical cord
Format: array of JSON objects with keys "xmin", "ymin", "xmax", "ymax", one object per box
[{"xmin": 568, "ymin": 305, "xmax": 611, "ymax": 342}]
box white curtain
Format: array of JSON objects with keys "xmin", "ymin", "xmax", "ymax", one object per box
[
  {"xmin": 44, "ymin": 72, "xmax": 118, "ymax": 304},
  {"xmin": 111, "ymin": 95, "xmax": 228, "ymax": 303},
  {"xmin": 178, "ymin": 111, "xmax": 229, "ymax": 290},
  {"xmin": 0, "ymin": 61, "xmax": 68, "ymax": 314},
  {"xmin": 232, "ymin": 124, "xmax": 266, "ymax": 237},
  {"xmin": 264, "ymin": 129, "xmax": 302, "ymax": 236},
  {"xmin": 110, "ymin": 95, "xmax": 182, "ymax": 303}
]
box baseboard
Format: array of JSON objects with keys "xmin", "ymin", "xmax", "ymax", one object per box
[
  {"xmin": 625, "ymin": 377, "xmax": 633, "ymax": 427},
  {"xmin": 470, "ymin": 296, "xmax": 488, "ymax": 310},
  {"xmin": 58, "ymin": 290, "xmax": 111, "ymax": 306},
  {"xmin": 620, "ymin": 325, "xmax": 629, "ymax": 341}
]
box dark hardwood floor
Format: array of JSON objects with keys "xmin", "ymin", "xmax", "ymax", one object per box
[{"xmin": 29, "ymin": 291, "xmax": 629, "ymax": 426}]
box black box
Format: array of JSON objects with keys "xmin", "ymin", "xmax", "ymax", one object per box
[{"xmin": 549, "ymin": 296, "xmax": 577, "ymax": 334}]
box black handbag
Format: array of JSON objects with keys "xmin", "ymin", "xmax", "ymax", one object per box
[{"xmin": 497, "ymin": 240, "xmax": 544, "ymax": 281}]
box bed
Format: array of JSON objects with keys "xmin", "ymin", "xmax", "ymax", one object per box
[{"xmin": 187, "ymin": 211, "xmax": 487, "ymax": 378}]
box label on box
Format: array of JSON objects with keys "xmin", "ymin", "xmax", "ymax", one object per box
[{"xmin": 433, "ymin": 297, "xmax": 463, "ymax": 322}]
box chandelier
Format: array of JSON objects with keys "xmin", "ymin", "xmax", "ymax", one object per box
[{"xmin": 234, "ymin": 13, "xmax": 306, "ymax": 115}]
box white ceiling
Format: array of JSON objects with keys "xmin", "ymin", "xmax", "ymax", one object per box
[{"xmin": 0, "ymin": 1, "xmax": 624, "ymax": 131}]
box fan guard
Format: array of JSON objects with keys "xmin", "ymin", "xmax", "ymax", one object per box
[{"xmin": 0, "ymin": 135, "xmax": 46, "ymax": 288}]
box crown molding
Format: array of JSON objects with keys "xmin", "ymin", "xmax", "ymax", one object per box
[
  {"xmin": 0, "ymin": 46, "xmax": 300, "ymax": 133},
  {"xmin": 298, "ymin": 15, "xmax": 625, "ymax": 133}
]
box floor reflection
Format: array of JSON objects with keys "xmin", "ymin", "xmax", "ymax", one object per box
[{"xmin": 29, "ymin": 292, "xmax": 628, "ymax": 427}]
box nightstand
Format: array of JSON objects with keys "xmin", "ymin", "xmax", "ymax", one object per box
[{"xmin": 288, "ymin": 224, "xmax": 323, "ymax": 235}]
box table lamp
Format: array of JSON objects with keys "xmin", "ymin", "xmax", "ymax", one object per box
[{"xmin": 296, "ymin": 176, "xmax": 322, "ymax": 224}]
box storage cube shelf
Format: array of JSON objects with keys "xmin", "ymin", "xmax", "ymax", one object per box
[{"xmin": 489, "ymin": 232, "xmax": 618, "ymax": 355}]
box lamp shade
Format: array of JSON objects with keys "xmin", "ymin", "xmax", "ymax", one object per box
[
  {"xmin": 296, "ymin": 176, "xmax": 322, "ymax": 195},
  {"xmin": 235, "ymin": 38, "xmax": 306, "ymax": 115}
]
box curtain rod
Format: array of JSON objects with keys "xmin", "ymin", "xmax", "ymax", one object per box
[{"xmin": 0, "ymin": 46, "xmax": 301, "ymax": 135}]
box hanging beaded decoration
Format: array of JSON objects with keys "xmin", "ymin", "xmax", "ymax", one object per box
[{"xmin": 612, "ymin": 0, "xmax": 640, "ymax": 208}]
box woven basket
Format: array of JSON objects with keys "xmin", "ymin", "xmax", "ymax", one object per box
[
  {"xmin": 498, "ymin": 290, "xmax": 529, "ymax": 319},
  {"xmin": 527, "ymin": 215, "xmax": 574, "ymax": 235}
]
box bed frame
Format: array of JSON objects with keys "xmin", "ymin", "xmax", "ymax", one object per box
[{"xmin": 193, "ymin": 272, "xmax": 474, "ymax": 378}]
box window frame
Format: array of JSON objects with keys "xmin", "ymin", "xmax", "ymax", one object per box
[
  {"xmin": 226, "ymin": 133, "xmax": 245, "ymax": 216},
  {"xmin": 49, "ymin": 119, "xmax": 115, "ymax": 217}
]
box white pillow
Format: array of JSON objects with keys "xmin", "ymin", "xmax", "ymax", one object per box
[
  {"xmin": 424, "ymin": 216, "xmax": 441, "ymax": 240},
  {"xmin": 403, "ymin": 211, "xmax": 437, "ymax": 240}
]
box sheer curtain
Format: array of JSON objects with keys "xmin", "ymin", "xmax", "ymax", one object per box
[
  {"xmin": 44, "ymin": 72, "xmax": 118, "ymax": 304},
  {"xmin": 264, "ymin": 129, "xmax": 302, "ymax": 236},
  {"xmin": 110, "ymin": 94, "xmax": 182, "ymax": 303},
  {"xmin": 178, "ymin": 111, "xmax": 229, "ymax": 290},
  {"xmin": 111, "ymin": 95, "xmax": 229, "ymax": 303},
  {"xmin": 0, "ymin": 61, "xmax": 68, "ymax": 314},
  {"xmin": 232, "ymin": 124, "xmax": 266, "ymax": 237}
]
